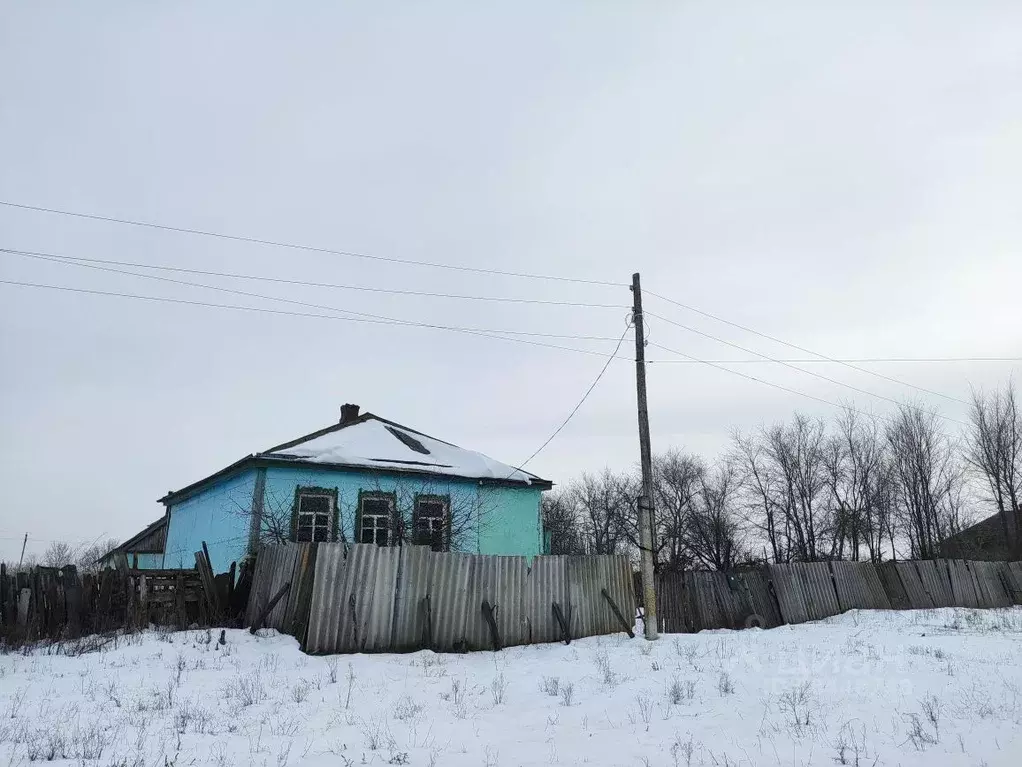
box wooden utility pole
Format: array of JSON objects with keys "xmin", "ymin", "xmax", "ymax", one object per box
[
  {"xmin": 18, "ymin": 533, "xmax": 27, "ymax": 567},
  {"xmin": 631, "ymin": 272, "xmax": 658, "ymax": 640}
]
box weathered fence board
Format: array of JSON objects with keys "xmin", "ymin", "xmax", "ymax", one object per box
[
  {"xmin": 969, "ymin": 561, "xmax": 1012, "ymax": 608},
  {"xmin": 830, "ymin": 561, "xmax": 891, "ymax": 611},
  {"xmin": 469, "ymin": 555, "xmax": 528, "ymax": 649},
  {"xmin": 304, "ymin": 543, "xmax": 348, "ymax": 654},
  {"xmin": 767, "ymin": 565, "xmax": 810, "ymax": 624},
  {"xmin": 915, "ymin": 560, "xmax": 955, "ymax": 608},
  {"xmin": 946, "ymin": 560, "xmax": 980, "ymax": 608},
  {"xmin": 390, "ymin": 545, "xmax": 433, "ymax": 651},
  {"xmin": 894, "ymin": 562, "xmax": 934, "ymax": 609},
  {"xmin": 734, "ymin": 570, "xmax": 782, "ymax": 629},
  {"xmin": 426, "ymin": 552, "xmax": 473, "ymax": 651},
  {"xmin": 656, "ymin": 571, "xmax": 688, "ymax": 633},
  {"xmin": 1005, "ymin": 562, "xmax": 1022, "ymax": 604}
]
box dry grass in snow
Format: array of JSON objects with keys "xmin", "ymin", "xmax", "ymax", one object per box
[{"xmin": 0, "ymin": 608, "xmax": 1021, "ymax": 766}]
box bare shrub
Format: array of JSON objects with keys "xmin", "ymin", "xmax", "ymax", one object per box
[
  {"xmin": 593, "ymin": 649, "xmax": 618, "ymax": 687},
  {"xmin": 290, "ymin": 680, "xmax": 311, "ymax": 704},
  {"xmin": 326, "ymin": 657, "xmax": 339, "ymax": 684},
  {"xmin": 393, "ymin": 696, "xmax": 424, "ymax": 722},
  {"xmin": 540, "ymin": 676, "xmax": 560, "ymax": 697},
  {"xmin": 717, "ymin": 671, "xmax": 735, "ymax": 696},
  {"xmin": 490, "ymin": 673, "xmax": 508, "ymax": 706},
  {"xmin": 559, "ymin": 683, "xmax": 575, "ymax": 707},
  {"xmin": 667, "ymin": 677, "xmax": 696, "ymax": 705},
  {"xmin": 635, "ymin": 695, "xmax": 654, "ymax": 731}
]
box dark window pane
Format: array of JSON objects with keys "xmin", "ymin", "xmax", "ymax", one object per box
[
  {"xmin": 300, "ymin": 496, "xmax": 330, "ymax": 514},
  {"xmin": 362, "ymin": 498, "xmax": 391, "ymax": 516},
  {"xmin": 313, "ymin": 527, "xmax": 329, "ymax": 542}
]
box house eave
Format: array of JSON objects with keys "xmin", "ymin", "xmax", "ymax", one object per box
[{"xmin": 160, "ymin": 454, "xmax": 552, "ymax": 507}]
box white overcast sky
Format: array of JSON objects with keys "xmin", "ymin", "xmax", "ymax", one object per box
[{"xmin": 1, "ymin": 2, "xmax": 1020, "ymax": 562}]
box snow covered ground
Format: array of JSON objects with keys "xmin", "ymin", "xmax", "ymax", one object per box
[{"xmin": 1, "ymin": 608, "xmax": 1021, "ymax": 767}]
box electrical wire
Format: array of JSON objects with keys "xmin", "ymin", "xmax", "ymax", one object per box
[
  {"xmin": 0, "ymin": 278, "xmax": 634, "ymax": 361},
  {"xmin": 647, "ymin": 341, "xmax": 917, "ymax": 426},
  {"xmin": 644, "ymin": 289, "xmax": 976, "ymax": 407},
  {"xmin": 0, "ymin": 200, "xmax": 623, "ymax": 286},
  {"xmin": 644, "ymin": 309, "xmax": 971, "ymax": 412},
  {"xmin": 646, "ymin": 356, "xmax": 1022, "ymax": 364},
  {"xmin": 0, "ymin": 248, "xmax": 623, "ymax": 342},
  {"xmin": 2, "ymin": 248, "xmax": 628, "ymax": 309},
  {"xmin": 511, "ymin": 322, "xmax": 633, "ymax": 474}
]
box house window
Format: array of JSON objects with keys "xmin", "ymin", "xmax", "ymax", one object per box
[
  {"xmin": 295, "ymin": 490, "xmax": 334, "ymax": 542},
  {"xmin": 413, "ymin": 495, "xmax": 449, "ymax": 551},
  {"xmin": 359, "ymin": 493, "xmax": 395, "ymax": 546}
]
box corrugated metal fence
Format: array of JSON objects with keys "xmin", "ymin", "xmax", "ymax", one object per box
[
  {"xmin": 657, "ymin": 558, "xmax": 1022, "ymax": 634},
  {"xmin": 247, "ymin": 544, "xmax": 635, "ymax": 654}
]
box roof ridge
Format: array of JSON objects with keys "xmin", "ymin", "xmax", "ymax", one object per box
[{"xmin": 261, "ymin": 411, "xmax": 377, "ymax": 454}]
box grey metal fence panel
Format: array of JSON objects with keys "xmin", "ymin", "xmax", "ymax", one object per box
[
  {"xmin": 946, "ymin": 560, "xmax": 980, "ymax": 607},
  {"xmin": 798, "ymin": 561, "xmax": 841, "ymax": 621},
  {"xmin": 690, "ymin": 571, "xmax": 736, "ymax": 630},
  {"xmin": 600, "ymin": 555, "xmax": 636, "ymax": 636},
  {"xmin": 875, "ymin": 562, "xmax": 909, "ymax": 609},
  {"xmin": 915, "ymin": 560, "xmax": 954, "ymax": 608},
  {"xmin": 830, "ymin": 561, "xmax": 891, "ymax": 611},
  {"xmin": 566, "ymin": 555, "xmax": 605, "ymax": 638},
  {"xmin": 427, "ymin": 552, "xmax": 473, "ymax": 651},
  {"xmin": 467, "ymin": 555, "xmax": 528, "ymax": 649},
  {"xmin": 304, "ymin": 543, "xmax": 347, "ymax": 654},
  {"xmin": 767, "ymin": 564, "xmax": 809, "ymax": 624},
  {"xmin": 894, "ymin": 562, "xmax": 933, "ymax": 609},
  {"xmin": 970, "ymin": 560, "xmax": 1012, "ymax": 608},
  {"xmin": 526, "ymin": 555, "xmax": 569, "ymax": 644},
  {"xmin": 391, "ymin": 545, "xmax": 432, "ymax": 651},
  {"xmin": 340, "ymin": 544, "xmax": 400, "ymax": 652}
]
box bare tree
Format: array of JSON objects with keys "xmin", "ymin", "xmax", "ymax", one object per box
[
  {"xmin": 885, "ymin": 403, "xmax": 967, "ymax": 559},
  {"xmin": 651, "ymin": 449, "xmax": 703, "ymax": 569},
  {"xmin": 823, "ymin": 408, "xmax": 894, "ymax": 562},
  {"xmin": 541, "ymin": 493, "xmax": 587, "ymax": 555},
  {"xmin": 42, "ymin": 541, "xmax": 76, "ymax": 568},
  {"xmin": 685, "ymin": 458, "xmax": 746, "ymax": 570},
  {"xmin": 733, "ymin": 430, "xmax": 789, "ymax": 563},
  {"xmin": 565, "ymin": 469, "xmax": 632, "ymax": 555},
  {"xmin": 966, "ymin": 381, "xmax": 1022, "ymax": 558}
]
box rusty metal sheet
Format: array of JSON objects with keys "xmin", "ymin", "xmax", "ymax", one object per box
[
  {"xmin": 915, "ymin": 560, "xmax": 954, "ymax": 608},
  {"xmin": 525, "ymin": 555, "xmax": 569, "ymax": 644},
  {"xmin": 391, "ymin": 545, "xmax": 433, "ymax": 651},
  {"xmin": 946, "ymin": 560, "xmax": 980, "ymax": 608},
  {"xmin": 426, "ymin": 552, "xmax": 473, "ymax": 651},
  {"xmin": 830, "ymin": 561, "xmax": 891, "ymax": 611},
  {"xmin": 467, "ymin": 556, "xmax": 528, "ymax": 649},
  {"xmin": 767, "ymin": 564, "xmax": 809, "ymax": 624},
  {"xmin": 969, "ymin": 560, "xmax": 1012, "ymax": 608}
]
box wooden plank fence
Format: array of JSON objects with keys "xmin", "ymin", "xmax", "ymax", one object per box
[
  {"xmin": 656, "ymin": 558, "xmax": 1022, "ymax": 635},
  {"xmin": 1, "ymin": 546, "xmax": 245, "ymax": 647}
]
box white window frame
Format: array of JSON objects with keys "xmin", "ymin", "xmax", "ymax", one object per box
[
  {"xmin": 359, "ymin": 493, "xmax": 395, "ymax": 546},
  {"xmin": 295, "ymin": 490, "xmax": 334, "ymax": 543}
]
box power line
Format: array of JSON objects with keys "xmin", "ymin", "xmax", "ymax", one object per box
[
  {"xmin": 648, "ymin": 341, "xmax": 898, "ymax": 424},
  {"xmin": 1, "ymin": 248, "xmax": 623, "ymax": 343},
  {"xmin": 644, "ymin": 289, "xmax": 975, "ymax": 407},
  {"xmin": 0, "ymin": 200, "xmax": 623, "ymax": 287},
  {"xmin": 0, "ymin": 278, "xmax": 633, "ymax": 361},
  {"xmin": 646, "ymin": 356, "xmax": 1022, "ymax": 364},
  {"xmin": 1, "ymin": 249, "xmax": 627, "ymax": 309},
  {"xmin": 644, "ymin": 308, "xmax": 971, "ymax": 412},
  {"xmin": 514, "ymin": 323, "xmax": 633, "ymax": 472}
]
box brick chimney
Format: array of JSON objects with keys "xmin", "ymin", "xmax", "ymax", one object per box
[{"xmin": 339, "ymin": 403, "xmax": 360, "ymax": 425}]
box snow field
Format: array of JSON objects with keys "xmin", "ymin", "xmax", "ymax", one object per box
[{"xmin": 0, "ymin": 608, "xmax": 1020, "ymax": 766}]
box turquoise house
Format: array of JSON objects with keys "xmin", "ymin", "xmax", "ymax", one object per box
[{"xmin": 138, "ymin": 404, "xmax": 552, "ymax": 573}]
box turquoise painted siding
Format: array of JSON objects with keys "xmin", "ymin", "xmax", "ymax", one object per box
[
  {"xmin": 477, "ymin": 485, "xmax": 544, "ymax": 556},
  {"xmin": 162, "ymin": 464, "xmax": 544, "ymax": 571},
  {"xmin": 163, "ymin": 469, "xmax": 256, "ymax": 572}
]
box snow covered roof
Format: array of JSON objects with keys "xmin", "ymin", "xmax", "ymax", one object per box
[
  {"xmin": 159, "ymin": 408, "xmax": 551, "ymax": 505},
  {"xmin": 257, "ymin": 413, "xmax": 547, "ymax": 486}
]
